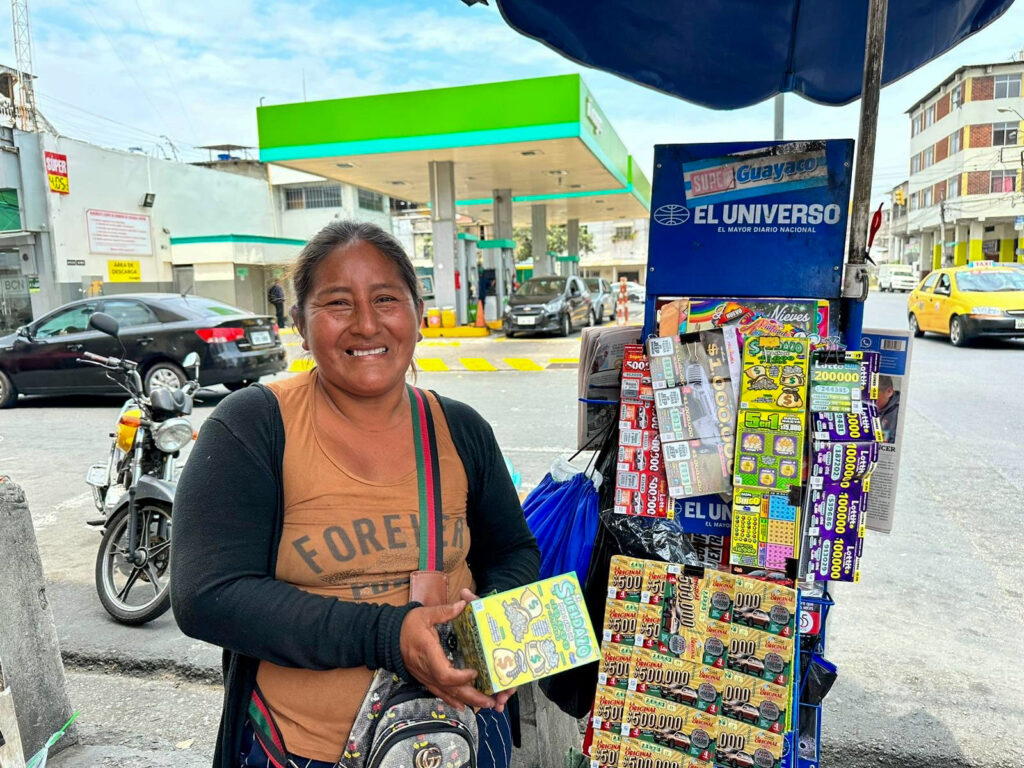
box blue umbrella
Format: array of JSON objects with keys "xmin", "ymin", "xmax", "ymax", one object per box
[{"xmin": 478, "ymin": 0, "xmax": 1013, "ymax": 108}]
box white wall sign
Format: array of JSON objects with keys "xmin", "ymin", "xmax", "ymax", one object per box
[{"xmin": 86, "ymin": 209, "xmax": 153, "ymax": 256}]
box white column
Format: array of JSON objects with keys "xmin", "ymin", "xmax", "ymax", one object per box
[
  {"xmin": 531, "ymin": 204, "xmax": 550, "ymax": 275},
  {"xmin": 428, "ymin": 161, "xmax": 457, "ymax": 311}
]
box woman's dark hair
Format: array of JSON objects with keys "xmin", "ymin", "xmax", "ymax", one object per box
[{"xmin": 291, "ymin": 221, "xmax": 420, "ymax": 324}]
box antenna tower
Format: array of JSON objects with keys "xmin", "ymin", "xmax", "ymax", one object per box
[{"xmin": 11, "ymin": 0, "xmax": 38, "ymax": 131}]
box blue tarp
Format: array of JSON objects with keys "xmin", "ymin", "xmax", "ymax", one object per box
[{"xmin": 489, "ymin": 0, "xmax": 1015, "ymax": 108}]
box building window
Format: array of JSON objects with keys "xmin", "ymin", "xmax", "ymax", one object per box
[
  {"xmin": 949, "ymin": 130, "xmax": 961, "ymax": 154},
  {"xmin": 948, "ymin": 175, "xmax": 961, "ymax": 198},
  {"xmin": 358, "ymin": 188, "xmax": 384, "ymax": 212},
  {"xmin": 284, "ymin": 184, "xmax": 343, "ymax": 210},
  {"xmin": 613, "ymin": 225, "xmax": 633, "ymax": 240},
  {"xmin": 994, "ymin": 73, "xmax": 1022, "ymax": 99},
  {"xmin": 912, "ymin": 114, "xmax": 923, "ymax": 135},
  {"xmin": 909, "ymin": 193, "xmax": 918, "ymax": 211},
  {"xmin": 992, "ymin": 121, "xmax": 1019, "ymax": 147},
  {"xmin": 991, "ymin": 169, "xmax": 1017, "ymax": 193},
  {"xmin": 951, "ymin": 84, "xmax": 963, "ymax": 108},
  {"xmin": 910, "ymin": 155, "xmax": 921, "ymax": 174},
  {"xmin": 922, "ymin": 188, "xmax": 932, "ymax": 207},
  {"xmin": 924, "ymin": 146, "xmax": 934, "ymax": 167},
  {"xmin": 925, "ymin": 105, "xmax": 935, "ymax": 128}
]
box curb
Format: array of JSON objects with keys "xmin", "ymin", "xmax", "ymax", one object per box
[
  {"xmin": 422, "ymin": 326, "xmax": 491, "ymax": 338},
  {"xmin": 62, "ymin": 649, "xmax": 222, "ymax": 686}
]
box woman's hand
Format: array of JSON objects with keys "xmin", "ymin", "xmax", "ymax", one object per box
[
  {"xmin": 400, "ymin": 600, "xmax": 496, "ymax": 712},
  {"xmin": 459, "ymin": 588, "xmax": 518, "ymax": 714}
]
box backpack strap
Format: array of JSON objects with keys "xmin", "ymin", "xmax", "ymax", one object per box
[
  {"xmin": 408, "ymin": 385, "xmax": 443, "ymax": 572},
  {"xmin": 247, "ymin": 684, "xmax": 289, "ymax": 768}
]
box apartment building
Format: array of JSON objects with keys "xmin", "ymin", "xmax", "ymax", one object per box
[{"xmin": 895, "ymin": 60, "xmax": 1024, "ymax": 269}]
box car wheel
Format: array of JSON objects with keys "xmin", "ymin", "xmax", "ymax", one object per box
[
  {"xmin": 908, "ymin": 313, "xmax": 924, "ymax": 338},
  {"xmin": 558, "ymin": 313, "xmax": 572, "ymax": 337},
  {"xmin": 144, "ymin": 361, "xmax": 186, "ymax": 395},
  {"xmin": 505, "ymin": 329, "xmax": 517, "ymax": 338},
  {"xmin": 223, "ymin": 379, "xmax": 255, "ymax": 392},
  {"xmin": 0, "ymin": 369, "xmax": 17, "ymax": 408},
  {"xmin": 588, "ymin": 309, "xmax": 597, "ymax": 327},
  {"xmin": 949, "ymin": 316, "xmax": 969, "ymax": 347}
]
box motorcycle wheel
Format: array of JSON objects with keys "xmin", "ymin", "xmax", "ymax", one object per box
[{"xmin": 95, "ymin": 501, "xmax": 173, "ymax": 625}]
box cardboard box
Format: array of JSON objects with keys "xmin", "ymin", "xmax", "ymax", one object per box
[
  {"xmin": 453, "ymin": 573, "xmax": 599, "ymax": 694},
  {"xmin": 622, "ymin": 691, "xmax": 718, "ymax": 762}
]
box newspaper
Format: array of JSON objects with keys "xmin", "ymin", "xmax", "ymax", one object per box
[
  {"xmin": 577, "ymin": 324, "xmax": 642, "ymax": 449},
  {"xmin": 860, "ymin": 328, "xmax": 913, "ymax": 533}
]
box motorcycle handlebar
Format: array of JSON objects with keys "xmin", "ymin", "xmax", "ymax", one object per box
[{"xmin": 79, "ymin": 351, "xmax": 138, "ymax": 370}]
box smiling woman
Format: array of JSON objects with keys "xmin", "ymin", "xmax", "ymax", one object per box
[{"xmin": 170, "ymin": 221, "xmax": 539, "ymax": 768}]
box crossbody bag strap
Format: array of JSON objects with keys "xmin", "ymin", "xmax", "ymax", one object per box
[{"xmin": 408, "ymin": 385, "xmax": 443, "ymax": 572}]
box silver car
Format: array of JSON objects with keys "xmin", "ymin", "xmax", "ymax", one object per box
[{"xmin": 584, "ymin": 277, "xmax": 615, "ymax": 324}]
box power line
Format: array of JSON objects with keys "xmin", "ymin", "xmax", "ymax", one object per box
[
  {"xmin": 130, "ymin": 0, "xmax": 200, "ymax": 144},
  {"xmin": 79, "ymin": 0, "xmax": 175, "ymax": 135}
]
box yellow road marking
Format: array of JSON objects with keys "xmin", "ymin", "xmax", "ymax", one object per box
[
  {"xmin": 288, "ymin": 358, "xmax": 316, "ymax": 372},
  {"xmin": 460, "ymin": 357, "xmax": 498, "ymax": 372},
  {"xmin": 419, "ymin": 341, "xmax": 462, "ymax": 347},
  {"xmin": 548, "ymin": 358, "xmax": 580, "ymax": 364},
  {"xmin": 504, "ymin": 358, "xmax": 544, "ymax": 371},
  {"xmin": 417, "ymin": 358, "xmax": 449, "ymax": 372}
]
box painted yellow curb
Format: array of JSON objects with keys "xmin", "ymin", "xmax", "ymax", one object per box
[
  {"xmin": 460, "ymin": 357, "xmax": 498, "ymax": 372},
  {"xmin": 504, "ymin": 358, "xmax": 544, "ymax": 371},
  {"xmin": 421, "ymin": 326, "xmax": 490, "ymax": 338},
  {"xmin": 549, "ymin": 358, "xmax": 580, "ymax": 364},
  {"xmin": 417, "ymin": 358, "xmax": 450, "ymax": 372}
]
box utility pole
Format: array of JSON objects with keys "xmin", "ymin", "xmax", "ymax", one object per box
[
  {"xmin": 11, "ymin": 0, "xmax": 38, "ymax": 131},
  {"xmin": 773, "ymin": 94, "xmax": 784, "ymax": 141}
]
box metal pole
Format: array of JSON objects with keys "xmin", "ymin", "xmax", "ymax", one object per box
[
  {"xmin": 773, "ymin": 94, "xmax": 784, "ymax": 141},
  {"xmin": 841, "ymin": 0, "xmax": 888, "ymax": 348},
  {"xmin": 845, "ymin": 0, "xmax": 889, "ymax": 275}
]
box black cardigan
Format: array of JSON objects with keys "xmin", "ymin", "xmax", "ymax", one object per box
[{"xmin": 170, "ymin": 384, "xmax": 540, "ymax": 767}]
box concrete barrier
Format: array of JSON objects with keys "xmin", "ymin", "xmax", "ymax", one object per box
[{"xmin": 0, "ymin": 479, "xmax": 77, "ymax": 760}]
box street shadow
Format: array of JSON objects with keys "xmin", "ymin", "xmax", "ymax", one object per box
[
  {"xmin": 15, "ymin": 388, "xmax": 231, "ymax": 410},
  {"xmin": 916, "ymin": 335, "xmax": 1024, "ymax": 351}
]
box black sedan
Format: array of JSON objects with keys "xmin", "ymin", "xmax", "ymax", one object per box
[{"xmin": 0, "ymin": 293, "xmax": 287, "ymax": 407}]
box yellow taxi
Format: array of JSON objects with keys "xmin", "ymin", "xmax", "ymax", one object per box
[{"xmin": 907, "ymin": 262, "xmax": 1024, "ymax": 346}]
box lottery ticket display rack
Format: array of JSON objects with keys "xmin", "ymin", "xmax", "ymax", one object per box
[{"xmin": 634, "ymin": 139, "xmax": 860, "ymax": 768}]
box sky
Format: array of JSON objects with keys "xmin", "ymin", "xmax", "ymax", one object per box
[{"xmin": 6, "ymin": 0, "xmax": 1024, "ymax": 203}]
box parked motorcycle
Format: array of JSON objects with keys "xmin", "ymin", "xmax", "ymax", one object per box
[{"xmin": 81, "ymin": 311, "xmax": 199, "ymax": 625}]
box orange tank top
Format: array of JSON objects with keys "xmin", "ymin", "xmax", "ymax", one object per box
[{"xmin": 256, "ymin": 371, "xmax": 473, "ymax": 762}]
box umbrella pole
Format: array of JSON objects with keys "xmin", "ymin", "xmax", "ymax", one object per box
[{"xmin": 842, "ymin": 0, "xmax": 889, "ymax": 347}]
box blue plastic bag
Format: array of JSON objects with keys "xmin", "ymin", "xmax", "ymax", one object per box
[{"xmin": 523, "ymin": 458, "xmax": 600, "ymax": 583}]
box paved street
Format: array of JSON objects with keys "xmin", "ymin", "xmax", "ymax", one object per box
[{"xmin": 2, "ymin": 293, "xmax": 1022, "ymax": 767}]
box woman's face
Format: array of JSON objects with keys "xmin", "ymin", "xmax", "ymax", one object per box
[{"xmin": 299, "ymin": 241, "xmax": 422, "ymax": 399}]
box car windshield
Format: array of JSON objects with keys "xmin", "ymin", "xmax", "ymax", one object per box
[
  {"xmin": 160, "ymin": 296, "xmax": 249, "ymax": 317},
  {"xmin": 584, "ymin": 278, "xmax": 600, "ymax": 291},
  {"xmin": 519, "ymin": 278, "xmax": 566, "ymax": 296},
  {"xmin": 956, "ymin": 270, "xmax": 1024, "ymax": 292}
]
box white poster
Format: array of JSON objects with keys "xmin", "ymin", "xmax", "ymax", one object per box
[
  {"xmin": 861, "ymin": 328, "xmax": 914, "ymax": 534},
  {"xmin": 86, "ymin": 209, "xmax": 153, "ymax": 256}
]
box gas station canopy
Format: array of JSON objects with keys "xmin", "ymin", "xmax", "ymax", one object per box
[{"xmin": 256, "ymin": 74, "xmax": 650, "ymax": 227}]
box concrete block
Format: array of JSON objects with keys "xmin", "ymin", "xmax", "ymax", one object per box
[
  {"xmin": 512, "ymin": 682, "xmax": 582, "ymax": 768},
  {"xmin": 0, "ymin": 479, "xmax": 77, "ymax": 759}
]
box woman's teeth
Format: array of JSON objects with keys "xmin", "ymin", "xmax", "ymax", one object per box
[{"xmin": 350, "ymin": 347, "xmax": 387, "ymax": 357}]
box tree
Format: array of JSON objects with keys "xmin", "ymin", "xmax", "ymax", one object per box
[{"xmin": 513, "ymin": 224, "xmax": 595, "ymax": 262}]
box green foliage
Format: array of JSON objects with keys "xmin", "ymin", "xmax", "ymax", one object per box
[{"xmin": 514, "ymin": 224, "xmax": 595, "ymax": 262}]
